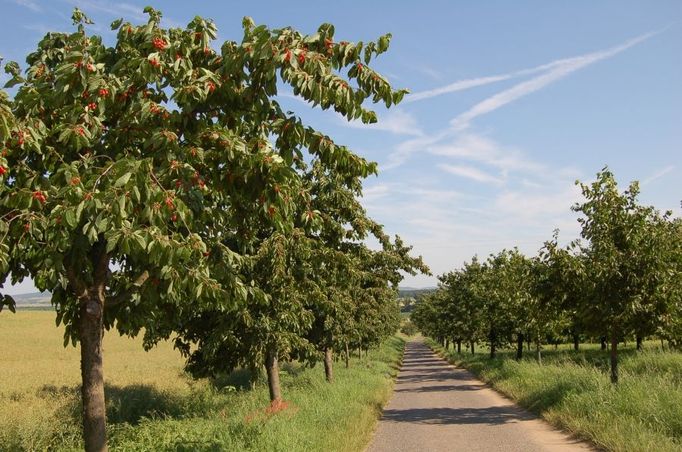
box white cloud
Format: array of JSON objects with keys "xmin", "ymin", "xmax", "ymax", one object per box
[
  {"xmin": 62, "ymin": 0, "xmax": 151, "ymax": 22},
  {"xmin": 339, "ymin": 109, "xmax": 423, "ymax": 136},
  {"xmin": 386, "ymin": 30, "xmax": 659, "ymax": 170},
  {"xmin": 14, "ymin": 0, "xmax": 42, "ymax": 12},
  {"xmin": 429, "ymin": 133, "xmax": 543, "ymax": 174},
  {"xmin": 641, "ymin": 165, "xmax": 675, "ymax": 186},
  {"xmin": 450, "ymin": 31, "xmax": 657, "ymax": 130},
  {"xmin": 438, "ymin": 163, "xmax": 505, "ymax": 185},
  {"xmin": 413, "ymin": 65, "xmax": 443, "ymax": 80}
]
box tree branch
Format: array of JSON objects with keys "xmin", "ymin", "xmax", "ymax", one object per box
[{"xmin": 106, "ymin": 270, "xmax": 150, "ymax": 308}]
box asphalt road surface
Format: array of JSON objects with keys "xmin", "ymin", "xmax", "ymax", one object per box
[{"xmin": 366, "ymin": 339, "xmax": 594, "ymax": 452}]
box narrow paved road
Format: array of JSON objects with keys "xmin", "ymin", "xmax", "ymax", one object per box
[{"xmin": 367, "ymin": 339, "xmax": 594, "ymax": 452}]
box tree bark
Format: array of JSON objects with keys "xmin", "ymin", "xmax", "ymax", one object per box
[
  {"xmin": 265, "ymin": 346, "xmax": 282, "ymax": 402},
  {"xmin": 323, "ymin": 347, "xmax": 334, "ymax": 383},
  {"xmin": 610, "ymin": 336, "xmax": 619, "ymax": 384},
  {"xmin": 248, "ymin": 363, "xmax": 260, "ymax": 389},
  {"xmin": 80, "ymin": 293, "xmax": 107, "ymax": 452},
  {"xmin": 445, "ymin": 339, "xmax": 449, "ymax": 350},
  {"xmin": 573, "ymin": 334, "xmax": 580, "ymax": 351},
  {"xmin": 456, "ymin": 340, "xmax": 461, "ymax": 354},
  {"xmin": 489, "ymin": 328, "xmax": 496, "ymax": 359},
  {"xmin": 516, "ymin": 333, "xmax": 524, "ymax": 360},
  {"xmin": 536, "ymin": 336, "xmax": 542, "ymax": 364},
  {"xmin": 470, "ymin": 341, "xmax": 475, "ymax": 355},
  {"xmin": 636, "ymin": 335, "xmax": 643, "ymax": 351},
  {"xmin": 344, "ymin": 342, "xmax": 350, "ymax": 369}
]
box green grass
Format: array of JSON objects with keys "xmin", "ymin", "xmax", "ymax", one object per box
[
  {"xmin": 429, "ymin": 339, "xmax": 682, "ymax": 452},
  {"xmin": 0, "ymin": 311, "xmax": 404, "ymax": 451}
]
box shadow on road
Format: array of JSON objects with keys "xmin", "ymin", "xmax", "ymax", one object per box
[{"xmin": 381, "ymin": 405, "xmax": 535, "ymax": 425}]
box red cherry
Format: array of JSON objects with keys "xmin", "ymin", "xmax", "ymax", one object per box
[
  {"xmin": 152, "ymin": 37, "xmax": 167, "ymax": 50},
  {"xmin": 298, "ymin": 51, "xmax": 306, "ymax": 65},
  {"xmin": 0, "ymin": 166, "xmax": 6, "ymax": 176},
  {"xmin": 283, "ymin": 49, "xmax": 291, "ymax": 63},
  {"xmin": 32, "ymin": 191, "xmax": 47, "ymax": 203},
  {"xmin": 99, "ymin": 88, "xmax": 109, "ymax": 96},
  {"xmin": 149, "ymin": 58, "xmax": 160, "ymax": 67},
  {"xmin": 24, "ymin": 222, "xmax": 30, "ymax": 232},
  {"xmin": 207, "ymin": 81, "xmax": 216, "ymax": 93},
  {"xmin": 170, "ymin": 213, "xmax": 177, "ymax": 222},
  {"xmin": 87, "ymin": 102, "xmax": 97, "ymax": 111}
]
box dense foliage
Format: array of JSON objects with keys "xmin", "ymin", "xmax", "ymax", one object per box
[
  {"xmin": 413, "ymin": 168, "xmax": 681, "ymax": 383},
  {"xmin": 0, "ymin": 8, "xmax": 426, "ymax": 451}
]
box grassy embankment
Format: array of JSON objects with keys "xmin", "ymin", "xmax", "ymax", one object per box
[
  {"xmin": 427, "ymin": 338, "xmax": 682, "ymax": 452},
  {"xmin": 0, "ymin": 311, "xmax": 404, "ymax": 451}
]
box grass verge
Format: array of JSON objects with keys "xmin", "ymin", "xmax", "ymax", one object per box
[
  {"xmin": 427, "ymin": 339, "xmax": 682, "ymax": 452},
  {"xmin": 0, "ymin": 311, "xmax": 404, "ymax": 451}
]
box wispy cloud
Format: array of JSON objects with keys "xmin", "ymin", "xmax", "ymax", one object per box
[
  {"xmin": 642, "ymin": 165, "xmax": 675, "ymax": 186},
  {"xmin": 14, "ymin": 0, "xmax": 42, "ymax": 11},
  {"xmin": 386, "ymin": 30, "xmax": 661, "ymax": 169},
  {"xmin": 413, "ymin": 65, "xmax": 443, "ymax": 81},
  {"xmin": 62, "ymin": 0, "xmax": 150, "ymax": 22},
  {"xmin": 450, "ymin": 31, "xmax": 657, "ymax": 130},
  {"xmin": 438, "ymin": 163, "xmax": 505, "ymax": 185},
  {"xmin": 338, "ymin": 109, "xmax": 423, "ymax": 136},
  {"xmin": 429, "ymin": 133, "xmax": 543, "ymax": 174}
]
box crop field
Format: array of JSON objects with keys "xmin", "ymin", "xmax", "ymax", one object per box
[
  {"xmin": 0, "ymin": 311, "xmax": 404, "ymax": 451},
  {"xmin": 429, "ymin": 339, "xmax": 682, "ymax": 452}
]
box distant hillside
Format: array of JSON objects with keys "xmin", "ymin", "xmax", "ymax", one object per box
[
  {"xmin": 7, "ymin": 292, "xmax": 51, "ymax": 310},
  {"xmin": 398, "ymin": 287, "xmax": 436, "ymax": 298},
  {"xmin": 397, "ymin": 287, "xmax": 436, "ymax": 313}
]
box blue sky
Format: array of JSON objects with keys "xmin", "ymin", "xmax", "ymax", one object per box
[{"xmin": 2, "ymin": 0, "xmax": 681, "ymax": 292}]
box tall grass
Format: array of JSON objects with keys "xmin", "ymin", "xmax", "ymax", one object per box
[
  {"xmin": 429, "ymin": 340, "xmax": 682, "ymax": 452},
  {"xmin": 0, "ymin": 311, "xmax": 404, "ymax": 451}
]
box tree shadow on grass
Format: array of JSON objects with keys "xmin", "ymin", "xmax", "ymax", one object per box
[{"xmin": 39, "ymin": 383, "xmax": 202, "ymax": 426}]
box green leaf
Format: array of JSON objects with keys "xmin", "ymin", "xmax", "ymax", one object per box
[{"xmin": 114, "ymin": 172, "xmax": 132, "ymax": 188}]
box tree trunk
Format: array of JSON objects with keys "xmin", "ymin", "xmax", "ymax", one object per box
[
  {"xmin": 470, "ymin": 341, "xmax": 475, "ymax": 355},
  {"xmin": 610, "ymin": 336, "xmax": 619, "ymax": 384},
  {"xmin": 516, "ymin": 333, "xmax": 524, "ymax": 360},
  {"xmin": 344, "ymin": 342, "xmax": 350, "ymax": 369},
  {"xmin": 489, "ymin": 328, "xmax": 496, "ymax": 359},
  {"xmin": 323, "ymin": 347, "xmax": 334, "ymax": 383},
  {"xmin": 456, "ymin": 340, "xmax": 461, "ymax": 354},
  {"xmin": 526, "ymin": 337, "xmax": 531, "ymax": 351},
  {"xmin": 636, "ymin": 335, "xmax": 643, "ymax": 351},
  {"xmin": 536, "ymin": 336, "xmax": 542, "ymax": 364},
  {"xmin": 80, "ymin": 293, "xmax": 107, "ymax": 452},
  {"xmin": 248, "ymin": 363, "xmax": 260, "ymax": 389},
  {"xmin": 445, "ymin": 339, "xmax": 449, "ymax": 350},
  {"xmin": 265, "ymin": 346, "xmax": 282, "ymax": 402},
  {"xmin": 573, "ymin": 334, "xmax": 580, "ymax": 351},
  {"xmin": 600, "ymin": 336, "xmax": 607, "ymax": 350}
]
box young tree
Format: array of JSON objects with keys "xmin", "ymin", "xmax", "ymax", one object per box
[
  {"xmin": 573, "ymin": 168, "xmax": 677, "ymax": 383},
  {"xmin": 141, "ymin": 11, "xmax": 423, "ymax": 403}
]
